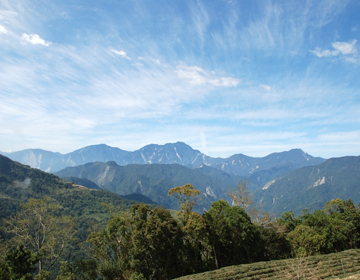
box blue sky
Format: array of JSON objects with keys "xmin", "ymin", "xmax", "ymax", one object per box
[{"xmin": 0, "ymin": 0, "xmax": 359, "ymax": 158}]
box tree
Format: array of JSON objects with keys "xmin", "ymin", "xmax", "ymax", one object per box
[
  {"xmin": 227, "ymin": 180, "xmax": 267, "ymax": 224},
  {"xmin": 168, "ymin": 184, "xmax": 209, "ymax": 273},
  {"xmin": 86, "ymin": 211, "xmax": 132, "ymax": 280},
  {"xmin": 129, "ymin": 204, "xmax": 183, "ymax": 280},
  {"xmin": 87, "ymin": 203, "xmax": 184, "ymax": 280},
  {"xmin": 179, "ymin": 211, "xmax": 210, "ymax": 274},
  {"xmin": 287, "ymin": 224, "xmax": 326, "ymax": 256},
  {"xmin": 168, "ymin": 184, "xmax": 200, "ymax": 216},
  {"xmin": 3, "ymin": 197, "xmax": 76, "ymax": 278},
  {"xmin": 257, "ymin": 223, "xmax": 292, "ymax": 261},
  {"xmin": 282, "ymin": 199, "xmax": 360, "ymax": 256},
  {"xmin": 278, "ymin": 211, "xmax": 302, "ymax": 232},
  {"xmin": 0, "ymin": 243, "xmax": 40, "ymax": 280},
  {"xmin": 227, "ymin": 180, "xmax": 253, "ymax": 210},
  {"xmin": 204, "ymin": 200, "xmax": 260, "ymax": 269},
  {"xmin": 55, "ymin": 262, "xmax": 77, "ymax": 280}
]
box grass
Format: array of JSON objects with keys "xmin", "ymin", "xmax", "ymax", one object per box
[{"xmin": 174, "ymin": 249, "xmax": 360, "ymax": 280}]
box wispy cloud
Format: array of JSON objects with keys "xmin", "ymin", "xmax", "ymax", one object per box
[
  {"xmin": 175, "ymin": 65, "xmax": 240, "ymax": 87},
  {"xmin": 111, "ymin": 49, "xmax": 131, "ymax": 59},
  {"xmin": 189, "ymin": 0, "xmax": 209, "ymax": 47},
  {"xmin": 21, "ymin": 33, "xmax": 51, "ymax": 46}
]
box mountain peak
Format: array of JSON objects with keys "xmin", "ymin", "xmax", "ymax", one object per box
[{"xmin": 1, "ymin": 143, "xmax": 325, "ymax": 177}]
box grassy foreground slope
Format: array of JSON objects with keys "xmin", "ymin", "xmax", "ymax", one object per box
[{"xmin": 175, "ymin": 249, "xmax": 360, "ymax": 280}]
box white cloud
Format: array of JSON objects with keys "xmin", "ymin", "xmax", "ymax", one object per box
[
  {"xmin": 0, "ymin": 25, "xmax": 7, "ymax": 34},
  {"xmin": 176, "ymin": 66, "xmax": 207, "ymax": 85},
  {"xmin": 311, "ymin": 40, "xmax": 357, "ymax": 59},
  {"xmin": 332, "ymin": 40, "xmax": 357, "ymax": 55},
  {"xmin": 111, "ymin": 49, "xmax": 130, "ymax": 59},
  {"xmin": 311, "ymin": 49, "xmax": 337, "ymax": 57},
  {"xmin": 176, "ymin": 65, "xmax": 240, "ymax": 87},
  {"xmin": 211, "ymin": 77, "xmax": 240, "ymax": 87},
  {"xmin": 21, "ymin": 33, "xmax": 51, "ymax": 46},
  {"xmin": 260, "ymin": 84, "xmax": 271, "ymax": 91}
]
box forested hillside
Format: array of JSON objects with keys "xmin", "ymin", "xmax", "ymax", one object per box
[
  {"xmin": 255, "ymin": 155, "xmax": 360, "ymax": 215},
  {"xmin": 0, "ymin": 154, "xmax": 142, "ymax": 278},
  {"xmin": 0, "ymin": 154, "xmax": 139, "ymax": 223}
]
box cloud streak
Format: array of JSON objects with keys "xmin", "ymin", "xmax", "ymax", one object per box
[
  {"xmin": 175, "ymin": 65, "xmax": 240, "ymax": 87},
  {"xmin": 22, "ymin": 33, "xmax": 51, "ymax": 46}
]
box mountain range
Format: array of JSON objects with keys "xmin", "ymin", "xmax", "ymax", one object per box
[
  {"xmin": 0, "ymin": 142, "xmax": 325, "ymax": 191},
  {"xmin": 1, "ymin": 141, "xmax": 359, "ymax": 216},
  {"xmin": 55, "ymin": 154, "xmax": 360, "ymax": 215}
]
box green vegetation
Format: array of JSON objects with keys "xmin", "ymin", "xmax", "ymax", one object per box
[
  {"xmin": 0, "ymin": 154, "xmax": 140, "ymax": 227},
  {"xmin": 279, "ymin": 198, "xmax": 360, "ymax": 256},
  {"xmin": 0, "ymin": 154, "xmax": 140, "ymax": 278},
  {"xmin": 3, "ymin": 197, "xmax": 76, "ymax": 277},
  {"xmin": 2, "ymin": 155, "xmax": 360, "ymax": 279}
]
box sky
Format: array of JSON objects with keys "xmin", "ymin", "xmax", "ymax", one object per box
[{"xmin": 0, "ymin": 0, "xmax": 359, "ymax": 159}]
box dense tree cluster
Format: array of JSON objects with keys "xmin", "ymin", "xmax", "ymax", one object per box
[
  {"xmin": 1, "ymin": 184, "xmax": 360, "ymax": 279},
  {"xmin": 279, "ymin": 198, "xmax": 360, "ymax": 256}
]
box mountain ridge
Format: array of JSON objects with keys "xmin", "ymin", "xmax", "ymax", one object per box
[{"xmin": 1, "ymin": 143, "xmax": 325, "ymax": 181}]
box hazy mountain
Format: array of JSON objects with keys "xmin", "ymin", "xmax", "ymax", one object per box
[
  {"xmin": 1, "ymin": 143, "xmax": 325, "ymax": 186},
  {"xmin": 55, "ymin": 161, "xmax": 234, "ymax": 211},
  {"xmin": 1, "ymin": 149, "xmax": 64, "ymax": 172},
  {"xmin": 1, "ymin": 145, "xmax": 128, "ymax": 173},
  {"xmin": 254, "ymin": 156, "xmax": 360, "ymax": 216}
]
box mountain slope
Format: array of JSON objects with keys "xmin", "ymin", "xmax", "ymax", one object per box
[
  {"xmin": 255, "ymin": 156, "xmax": 360, "ymax": 215},
  {"xmin": 55, "ymin": 161, "xmax": 235, "ymax": 211}
]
